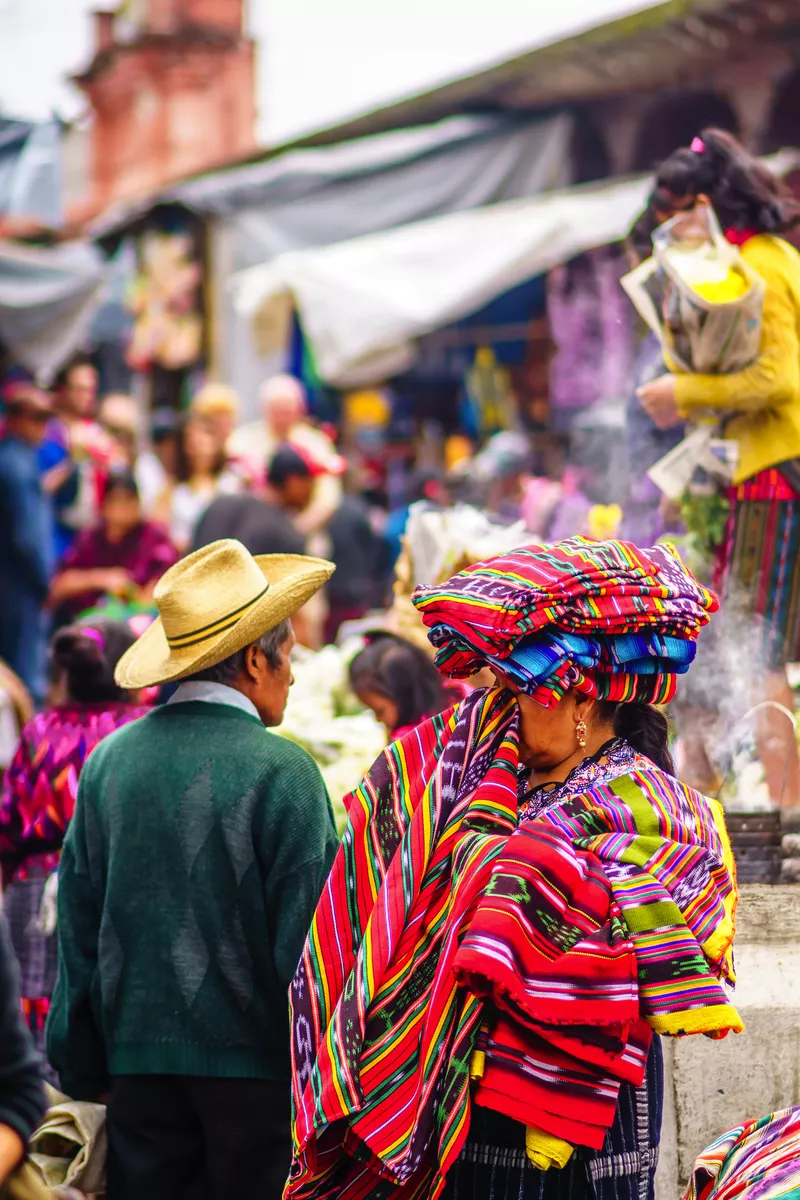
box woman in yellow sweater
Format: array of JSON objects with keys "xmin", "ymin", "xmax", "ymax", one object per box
[{"xmin": 638, "ymin": 128, "xmax": 800, "ymax": 808}]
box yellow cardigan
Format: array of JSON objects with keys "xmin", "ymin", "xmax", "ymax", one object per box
[{"xmin": 673, "ymin": 234, "xmax": 800, "ymax": 484}]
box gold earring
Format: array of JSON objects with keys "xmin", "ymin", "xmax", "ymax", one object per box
[{"xmin": 576, "ymin": 719, "xmax": 587, "ymax": 749}]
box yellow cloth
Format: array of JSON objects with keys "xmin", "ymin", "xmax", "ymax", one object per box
[
  {"xmin": 673, "ymin": 234, "xmax": 800, "ymax": 484},
  {"xmin": 470, "ymin": 1051, "xmax": 575, "ymax": 1170},
  {"xmin": 692, "ymin": 272, "xmax": 748, "ymax": 304},
  {"xmin": 470, "ymin": 1050, "xmax": 486, "ymax": 1080},
  {"xmin": 525, "ymin": 1128, "xmax": 575, "ymax": 1170}
]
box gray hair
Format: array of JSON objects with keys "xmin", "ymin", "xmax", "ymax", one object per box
[{"xmin": 186, "ymin": 619, "xmax": 292, "ymax": 684}]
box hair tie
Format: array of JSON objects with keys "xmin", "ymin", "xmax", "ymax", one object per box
[
  {"xmin": 82, "ymin": 627, "xmax": 105, "ymax": 652},
  {"xmin": 690, "ymin": 136, "xmax": 705, "ymax": 154}
]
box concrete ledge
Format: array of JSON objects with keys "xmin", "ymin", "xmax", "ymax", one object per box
[{"xmin": 656, "ymin": 886, "xmax": 800, "ymax": 1200}]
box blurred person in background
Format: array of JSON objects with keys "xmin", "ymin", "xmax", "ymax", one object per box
[
  {"xmin": 193, "ymin": 445, "xmax": 338, "ymax": 648},
  {"xmin": 383, "ymin": 467, "xmax": 450, "ymax": 573},
  {"xmin": 228, "ymin": 374, "xmax": 343, "ymax": 536},
  {"xmin": 135, "ymin": 408, "xmax": 180, "ymax": 515},
  {"xmin": 324, "ymin": 471, "xmax": 384, "ymax": 643},
  {"xmin": 191, "ymin": 382, "xmax": 240, "ymax": 448},
  {"xmin": 0, "ymin": 911, "xmax": 45, "ymax": 1194},
  {"xmin": 637, "ymin": 128, "xmax": 800, "ymax": 807},
  {"xmin": 349, "ymin": 633, "xmax": 459, "ymax": 742},
  {"xmin": 0, "ymin": 619, "xmax": 148, "ymax": 1072},
  {"xmin": 192, "ymin": 444, "xmax": 320, "ymax": 558},
  {"xmin": 50, "ymin": 469, "xmax": 178, "ymax": 624},
  {"xmin": 155, "ymin": 412, "xmax": 240, "ymax": 552},
  {"xmin": 98, "ymin": 392, "xmax": 141, "ymax": 469},
  {"xmin": 41, "ymin": 358, "xmax": 115, "ymax": 559},
  {"xmin": 474, "ymin": 431, "xmax": 533, "ymax": 525},
  {"xmin": 0, "ymin": 387, "xmax": 55, "ymax": 700}
]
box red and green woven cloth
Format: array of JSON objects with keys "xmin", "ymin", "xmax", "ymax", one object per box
[{"xmin": 287, "ymin": 689, "xmax": 740, "ymax": 1200}]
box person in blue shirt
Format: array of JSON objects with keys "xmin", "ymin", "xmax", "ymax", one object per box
[{"xmin": 0, "ymin": 388, "xmax": 55, "ymax": 699}]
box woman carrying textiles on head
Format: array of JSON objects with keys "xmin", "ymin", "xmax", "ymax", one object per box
[
  {"xmin": 636, "ymin": 128, "xmax": 800, "ymax": 808},
  {"xmin": 287, "ymin": 537, "xmax": 740, "ymax": 1200}
]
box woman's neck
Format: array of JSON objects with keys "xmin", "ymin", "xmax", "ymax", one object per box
[
  {"xmin": 528, "ymin": 725, "xmax": 617, "ymax": 790},
  {"xmin": 189, "ymin": 471, "xmax": 216, "ymax": 489}
]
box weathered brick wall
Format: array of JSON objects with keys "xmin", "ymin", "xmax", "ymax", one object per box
[{"xmin": 76, "ymin": 0, "xmax": 255, "ymax": 216}]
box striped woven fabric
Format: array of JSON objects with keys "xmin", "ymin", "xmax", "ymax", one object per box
[
  {"xmin": 717, "ymin": 489, "xmax": 800, "ymax": 669},
  {"xmin": 287, "ymin": 692, "xmax": 740, "ymax": 1200},
  {"xmin": 684, "ymin": 1107, "xmax": 800, "ymax": 1200},
  {"xmin": 412, "ymin": 538, "xmax": 718, "ymax": 707}
]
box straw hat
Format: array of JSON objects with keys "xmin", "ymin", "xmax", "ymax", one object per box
[{"xmin": 115, "ymin": 540, "xmax": 334, "ymax": 690}]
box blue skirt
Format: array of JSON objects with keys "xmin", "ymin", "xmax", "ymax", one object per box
[{"xmin": 442, "ymin": 1037, "xmax": 663, "ymax": 1200}]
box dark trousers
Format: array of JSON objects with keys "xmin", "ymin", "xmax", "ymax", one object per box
[{"xmin": 107, "ymin": 1075, "xmax": 293, "ymax": 1200}]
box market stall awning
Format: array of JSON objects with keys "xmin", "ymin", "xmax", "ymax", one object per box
[
  {"xmin": 232, "ymin": 173, "xmax": 653, "ymax": 386},
  {"xmin": 0, "ymin": 239, "xmax": 107, "ymax": 383}
]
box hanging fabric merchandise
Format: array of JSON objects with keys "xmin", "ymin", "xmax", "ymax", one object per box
[
  {"xmin": 461, "ymin": 346, "xmax": 516, "ymax": 436},
  {"xmin": 548, "ymin": 248, "xmax": 635, "ymax": 433}
]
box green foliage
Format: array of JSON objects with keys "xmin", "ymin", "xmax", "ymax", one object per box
[{"xmin": 679, "ymin": 489, "xmax": 730, "ymax": 574}]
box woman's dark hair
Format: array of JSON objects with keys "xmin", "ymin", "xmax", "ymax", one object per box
[
  {"xmin": 50, "ymin": 619, "xmax": 138, "ymax": 704},
  {"xmin": 599, "ymin": 701, "xmax": 675, "ymax": 775},
  {"xmin": 175, "ymin": 412, "xmax": 226, "ymax": 483},
  {"xmin": 654, "ymin": 127, "xmax": 800, "ymax": 234},
  {"xmin": 627, "ymin": 194, "xmax": 660, "ymax": 262},
  {"xmin": 102, "ymin": 467, "xmax": 140, "ymax": 504},
  {"xmin": 349, "ymin": 634, "xmax": 451, "ymax": 730}
]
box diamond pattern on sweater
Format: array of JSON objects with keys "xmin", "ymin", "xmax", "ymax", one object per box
[
  {"xmin": 175, "ymin": 764, "xmax": 215, "ymax": 875},
  {"xmin": 172, "ymin": 907, "xmax": 210, "ymax": 1008},
  {"xmin": 217, "ymin": 905, "xmax": 254, "ymax": 1011},
  {"xmin": 221, "ymin": 784, "xmax": 258, "ymax": 886}
]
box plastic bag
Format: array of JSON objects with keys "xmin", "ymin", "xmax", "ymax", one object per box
[{"xmin": 621, "ymin": 205, "xmax": 765, "ymax": 375}]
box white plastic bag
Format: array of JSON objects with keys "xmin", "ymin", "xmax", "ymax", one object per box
[{"xmin": 621, "ymin": 205, "xmax": 765, "ymax": 374}]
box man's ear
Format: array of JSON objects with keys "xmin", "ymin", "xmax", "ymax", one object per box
[{"xmin": 243, "ymin": 642, "xmax": 261, "ymax": 683}]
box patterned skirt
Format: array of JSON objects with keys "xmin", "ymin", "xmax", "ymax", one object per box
[
  {"xmin": 4, "ymin": 867, "xmax": 59, "ymax": 1083},
  {"xmin": 441, "ymin": 1037, "xmax": 662, "ymax": 1200},
  {"xmin": 717, "ymin": 467, "xmax": 800, "ymax": 670}
]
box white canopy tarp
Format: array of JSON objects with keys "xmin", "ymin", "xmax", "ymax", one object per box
[
  {"xmin": 232, "ymin": 173, "xmax": 653, "ymax": 386},
  {"xmin": 0, "ymin": 239, "xmax": 107, "ymax": 383}
]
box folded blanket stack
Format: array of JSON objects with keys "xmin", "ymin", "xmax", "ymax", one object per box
[{"xmin": 412, "ymin": 537, "xmax": 718, "ymax": 707}]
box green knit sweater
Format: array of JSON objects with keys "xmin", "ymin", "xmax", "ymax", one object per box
[{"xmin": 47, "ymin": 702, "xmax": 339, "ymax": 1098}]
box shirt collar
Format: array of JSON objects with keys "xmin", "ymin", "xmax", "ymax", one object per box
[{"xmin": 167, "ymin": 681, "xmax": 261, "ymax": 723}]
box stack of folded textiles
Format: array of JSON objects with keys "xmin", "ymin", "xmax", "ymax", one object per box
[
  {"xmin": 287, "ymin": 541, "xmax": 737, "ymax": 1200},
  {"xmin": 413, "ymin": 536, "xmax": 719, "ymax": 706}
]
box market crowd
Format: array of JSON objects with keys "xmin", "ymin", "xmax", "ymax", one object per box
[
  {"xmin": 0, "ymin": 127, "xmax": 800, "ymax": 1200},
  {"xmin": 0, "ymin": 364, "xmax": 394, "ymax": 703}
]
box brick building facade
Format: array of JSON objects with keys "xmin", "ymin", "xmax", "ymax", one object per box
[{"xmin": 74, "ymin": 0, "xmax": 256, "ymax": 218}]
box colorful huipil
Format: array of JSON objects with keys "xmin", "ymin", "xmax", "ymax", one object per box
[{"xmin": 287, "ymin": 689, "xmax": 740, "ymax": 1200}]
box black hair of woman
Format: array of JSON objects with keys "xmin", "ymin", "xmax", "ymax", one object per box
[
  {"xmin": 653, "ymin": 127, "xmax": 800, "ymax": 234},
  {"xmin": 626, "ymin": 194, "xmax": 661, "ymax": 263},
  {"xmin": 600, "ymin": 700, "xmax": 675, "ymax": 775},
  {"xmin": 49, "ymin": 618, "xmax": 138, "ymax": 705},
  {"xmin": 103, "ymin": 466, "xmax": 140, "ymax": 501},
  {"xmin": 349, "ymin": 634, "xmax": 452, "ymax": 735}
]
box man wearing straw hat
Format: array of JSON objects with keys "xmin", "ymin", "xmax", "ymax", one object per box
[{"xmin": 48, "ymin": 540, "xmax": 339, "ymax": 1199}]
